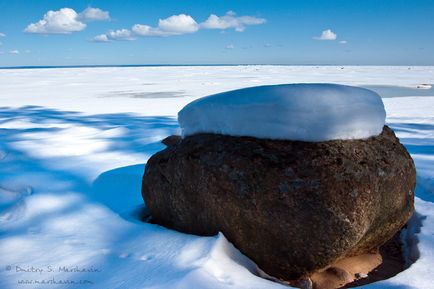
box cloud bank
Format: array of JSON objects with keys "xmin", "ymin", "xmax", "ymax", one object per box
[
  {"xmin": 94, "ymin": 11, "xmax": 266, "ymax": 42},
  {"xmin": 24, "ymin": 9, "xmax": 265, "ymax": 40}
]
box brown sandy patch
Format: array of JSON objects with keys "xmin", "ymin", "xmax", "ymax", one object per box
[
  {"xmin": 289, "ymin": 231, "xmax": 406, "ymax": 289},
  {"xmin": 346, "ymin": 231, "xmax": 405, "ymax": 287},
  {"xmin": 310, "ymin": 252, "xmax": 382, "ymax": 289}
]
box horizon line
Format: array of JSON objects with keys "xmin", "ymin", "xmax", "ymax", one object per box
[{"xmin": 1, "ymin": 64, "xmax": 433, "ymax": 70}]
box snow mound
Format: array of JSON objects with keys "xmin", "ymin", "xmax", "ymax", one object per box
[{"xmin": 178, "ymin": 83, "xmax": 386, "ymax": 142}]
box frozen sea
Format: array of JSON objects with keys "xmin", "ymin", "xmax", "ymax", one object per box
[{"xmin": 0, "ymin": 66, "xmax": 433, "ymax": 289}]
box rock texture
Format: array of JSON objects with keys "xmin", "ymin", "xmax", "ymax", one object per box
[{"xmin": 142, "ymin": 126, "xmax": 415, "ymax": 280}]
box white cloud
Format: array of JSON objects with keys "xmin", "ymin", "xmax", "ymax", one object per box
[
  {"xmin": 9, "ymin": 50, "xmax": 19, "ymax": 54},
  {"xmin": 339, "ymin": 40, "xmax": 347, "ymax": 44},
  {"xmin": 92, "ymin": 34, "xmax": 109, "ymax": 42},
  {"xmin": 93, "ymin": 28, "xmax": 136, "ymax": 43},
  {"xmin": 131, "ymin": 24, "xmax": 160, "ymax": 36},
  {"xmin": 226, "ymin": 44, "xmax": 235, "ymax": 49},
  {"xmin": 106, "ymin": 29, "xmax": 135, "ymax": 41},
  {"xmin": 201, "ymin": 11, "xmax": 266, "ymax": 32},
  {"xmin": 314, "ymin": 29, "xmax": 337, "ymax": 40},
  {"xmin": 132, "ymin": 14, "xmax": 198, "ymax": 37},
  {"xmin": 79, "ymin": 7, "xmax": 110, "ymax": 22},
  {"xmin": 24, "ymin": 7, "xmax": 109, "ymax": 34},
  {"xmin": 98, "ymin": 11, "xmax": 266, "ymax": 42},
  {"xmin": 24, "ymin": 8, "xmax": 86, "ymax": 34},
  {"xmin": 158, "ymin": 14, "xmax": 199, "ymax": 34},
  {"xmin": 0, "ymin": 32, "xmax": 5, "ymax": 37}
]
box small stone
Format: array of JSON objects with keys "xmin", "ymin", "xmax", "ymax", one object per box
[{"xmin": 355, "ymin": 272, "xmax": 368, "ymax": 279}]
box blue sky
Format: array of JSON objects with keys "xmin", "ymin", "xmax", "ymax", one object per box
[{"xmin": 0, "ymin": 0, "xmax": 433, "ymax": 66}]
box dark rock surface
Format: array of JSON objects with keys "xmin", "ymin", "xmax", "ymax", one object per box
[{"xmin": 142, "ymin": 126, "xmax": 415, "ymax": 280}]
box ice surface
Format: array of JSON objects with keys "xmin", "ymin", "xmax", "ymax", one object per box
[
  {"xmin": 0, "ymin": 66, "xmax": 432, "ymax": 115},
  {"xmin": 178, "ymin": 83, "xmax": 386, "ymax": 141},
  {"xmin": 0, "ymin": 66, "xmax": 434, "ymax": 289}
]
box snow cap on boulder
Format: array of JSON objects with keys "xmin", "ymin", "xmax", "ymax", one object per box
[{"xmin": 178, "ymin": 83, "xmax": 386, "ymax": 142}]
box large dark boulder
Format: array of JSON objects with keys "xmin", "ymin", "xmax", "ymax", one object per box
[{"xmin": 141, "ymin": 126, "xmax": 415, "ymax": 280}]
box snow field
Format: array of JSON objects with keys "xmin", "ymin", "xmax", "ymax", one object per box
[{"xmin": 0, "ymin": 66, "xmax": 433, "ymax": 289}]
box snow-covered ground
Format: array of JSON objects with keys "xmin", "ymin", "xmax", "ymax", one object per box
[{"xmin": 0, "ymin": 66, "xmax": 433, "ymax": 289}]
